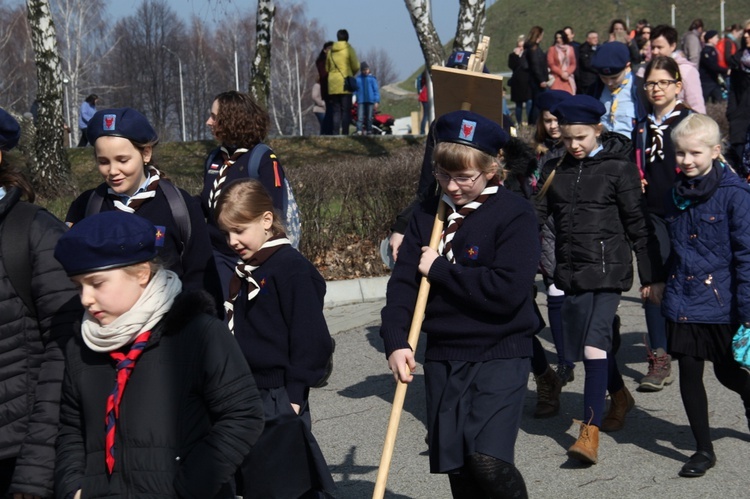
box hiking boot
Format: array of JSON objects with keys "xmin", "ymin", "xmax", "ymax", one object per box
[
  {"xmin": 567, "ymin": 421, "xmax": 599, "ymax": 464},
  {"xmin": 638, "ymin": 347, "xmax": 674, "ymax": 392},
  {"xmin": 601, "ymin": 385, "xmax": 635, "ymax": 432},
  {"xmin": 555, "ymin": 362, "xmax": 575, "ymax": 386},
  {"xmin": 534, "ymin": 366, "xmax": 562, "ymax": 418}
]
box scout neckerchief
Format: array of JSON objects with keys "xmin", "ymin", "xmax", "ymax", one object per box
[
  {"xmin": 105, "ymin": 330, "xmax": 151, "ymax": 475},
  {"xmin": 608, "ymin": 69, "xmax": 631, "ymax": 127},
  {"xmin": 224, "ymin": 234, "xmax": 291, "ymax": 332},
  {"xmin": 647, "ymin": 101, "xmax": 685, "ymax": 163},
  {"xmin": 208, "ymin": 146, "xmax": 250, "ymax": 209},
  {"xmin": 439, "ymin": 177, "xmax": 500, "ymax": 263},
  {"xmin": 108, "ymin": 165, "xmax": 160, "ymax": 213}
]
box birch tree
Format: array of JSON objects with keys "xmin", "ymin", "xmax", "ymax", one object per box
[
  {"xmin": 403, "ymin": 0, "xmax": 445, "ymax": 71},
  {"xmin": 249, "ymin": 0, "xmax": 274, "ymax": 108},
  {"xmin": 26, "ymin": 0, "xmax": 72, "ymax": 197},
  {"xmin": 453, "ymin": 0, "xmax": 486, "ymax": 53}
]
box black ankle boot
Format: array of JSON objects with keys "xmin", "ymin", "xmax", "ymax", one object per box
[{"xmin": 678, "ymin": 450, "xmax": 716, "ymax": 477}]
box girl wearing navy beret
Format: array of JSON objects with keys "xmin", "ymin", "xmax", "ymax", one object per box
[
  {"xmin": 65, "ymin": 107, "xmax": 223, "ymax": 311},
  {"xmin": 53, "ymin": 211, "xmax": 264, "ymax": 498},
  {"xmin": 381, "ymin": 110, "xmax": 540, "ymax": 497}
]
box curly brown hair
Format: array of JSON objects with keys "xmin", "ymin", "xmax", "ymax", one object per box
[{"xmin": 212, "ymin": 91, "xmax": 269, "ymax": 148}]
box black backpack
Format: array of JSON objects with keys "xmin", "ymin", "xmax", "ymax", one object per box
[{"xmin": 2, "ymin": 201, "xmax": 43, "ymax": 316}]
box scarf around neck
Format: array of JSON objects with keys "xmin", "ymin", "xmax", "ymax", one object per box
[
  {"xmin": 672, "ymin": 160, "xmax": 724, "ymax": 210},
  {"xmin": 208, "ymin": 146, "xmax": 250, "ymax": 209},
  {"xmin": 108, "ymin": 165, "xmax": 161, "ymax": 213},
  {"xmin": 224, "ymin": 234, "xmax": 291, "ymax": 332},
  {"xmin": 647, "ymin": 101, "xmax": 685, "ymax": 163},
  {"xmin": 438, "ymin": 178, "xmax": 499, "ymax": 263},
  {"xmin": 81, "ymin": 268, "xmax": 182, "ymax": 352}
]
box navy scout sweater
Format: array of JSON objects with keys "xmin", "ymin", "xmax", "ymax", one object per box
[
  {"xmin": 381, "ymin": 188, "xmax": 541, "ymax": 362},
  {"xmin": 232, "ymin": 246, "xmax": 333, "ymax": 406}
]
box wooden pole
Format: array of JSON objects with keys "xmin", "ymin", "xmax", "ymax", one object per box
[{"xmin": 372, "ymin": 199, "xmax": 447, "ymax": 499}]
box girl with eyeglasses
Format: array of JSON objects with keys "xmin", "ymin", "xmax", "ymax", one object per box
[
  {"xmin": 631, "ymin": 55, "xmax": 692, "ymax": 392},
  {"xmin": 381, "ymin": 110, "xmax": 541, "ymax": 498}
]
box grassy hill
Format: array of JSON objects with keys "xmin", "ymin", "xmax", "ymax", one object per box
[{"xmin": 398, "ymin": 0, "xmax": 747, "ymax": 84}]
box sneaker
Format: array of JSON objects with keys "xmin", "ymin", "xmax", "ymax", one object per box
[
  {"xmin": 555, "ymin": 363, "xmax": 575, "ymax": 386},
  {"xmin": 638, "ymin": 347, "xmax": 674, "ymax": 392}
]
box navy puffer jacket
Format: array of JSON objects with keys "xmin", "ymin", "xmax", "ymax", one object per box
[{"xmin": 662, "ymin": 163, "xmax": 750, "ymax": 324}]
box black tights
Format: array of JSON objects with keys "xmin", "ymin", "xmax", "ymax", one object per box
[
  {"xmin": 677, "ymin": 354, "xmax": 750, "ymax": 453},
  {"xmin": 448, "ymin": 453, "xmax": 528, "ymax": 499}
]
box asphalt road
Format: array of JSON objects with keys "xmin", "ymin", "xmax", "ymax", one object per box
[{"xmin": 314, "ymin": 280, "xmax": 750, "ymax": 498}]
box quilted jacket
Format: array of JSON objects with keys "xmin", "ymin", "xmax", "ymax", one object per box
[
  {"xmin": 0, "ymin": 187, "xmax": 80, "ymax": 497},
  {"xmin": 662, "ymin": 163, "xmax": 750, "ymax": 324}
]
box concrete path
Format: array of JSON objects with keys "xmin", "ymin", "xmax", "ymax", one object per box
[{"xmin": 314, "ymin": 277, "xmax": 750, "ymax": 498}]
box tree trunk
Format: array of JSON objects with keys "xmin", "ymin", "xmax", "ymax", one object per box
[
  {"xmin": 403, "ymin": 0, "xmax": 445, "ymax": 71},
  {"xmin": 250, "ymin": 0, "xmax": 274, "ymax": 109},
  {"xmin": 26, "ymin": 0, "xmax": 73, "ymax": 198},
  {"xmin": 453, "ymin": 0, "xmax": 486, "ymax": 53}
]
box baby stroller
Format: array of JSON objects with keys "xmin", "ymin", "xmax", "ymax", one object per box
[{"xmin": 350, "ymin": 102, "xmax": 394, "ymax": 135}]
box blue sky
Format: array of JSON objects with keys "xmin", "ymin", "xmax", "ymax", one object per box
[{"xmin": 106, "ymin": 0, "xmax": 462, "ymax": 81}]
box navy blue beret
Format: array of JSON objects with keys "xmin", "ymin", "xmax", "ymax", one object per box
[
  {"xmin": 446, "ymin": 50, "xmax": 490, "ymax": 73},
  {"xmin": 0, "ymin": 108, "xmax": 21, "ymax": 151},
  {"xmin": 55, "ymin": 211, "xmax": 158, "ymax": 276},
  {"xmin": 87, "ymin": 107, "xmax": 158, "ymax": 145},
  {"xmin": 550, "ymin": 95, "xmax": 606, "ymax": 125},
  {"xmin": 591, "ymin": 42, "xmax": 630, "ymax": 75},
  {"xmin": 536, "ymin": 90, "xmax": 573, "ymax": 112},
  {"xmin": 434, "ymin": 110, "xmax": 509, "ymax": 155}
]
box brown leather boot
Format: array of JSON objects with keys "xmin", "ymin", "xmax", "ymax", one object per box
[
  {"xmin": 567, "ymin": 421, "xmax": 599, "ymax": 464},
  {"xmin": 601, "ymin": 385, "xmax": 635, "ymax": 432},
  {"xmin": 534, "ymin": 366, "xmax": 563, "ymax": 418}
]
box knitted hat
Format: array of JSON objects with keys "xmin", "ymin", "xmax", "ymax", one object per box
[
  {"xmin": 0, "ymin": 108, "xmax": 21, "ymax": 151},
  {"xmin": 434, "ymin": 110, "xmax": 509, "ymax": 156},
  {"xmin": 550, "ymin": 95, "xmax": 606, "ymax": 125},
  {"xmin": 55, "ymin": 211, "xmax": 159, "ymax": 276},
  {"xmin": 87, "ymin": 107, "xmax": 158, "ymax": 145},
  {"xmin": 592, "ymin": 42, "xmax": 630, "ymax": 75},
  {"xmin": 361, "ymin": 61, "xmax": 369, "ymax": 71},
  {"xmin": 703, "ymin": 30, "xmax": 718, "ymax": 42}
]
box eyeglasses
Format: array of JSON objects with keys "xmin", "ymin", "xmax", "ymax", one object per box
[
  {"xmin": 433, "ymin": 170, "xmax": 483, "ymax": 187},
  {"xmin": 643, "ymin": 79, "xmax": 678, "ymax": 91}
]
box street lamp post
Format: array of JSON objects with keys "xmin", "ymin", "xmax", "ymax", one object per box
[{"xmin": 162, "ymin": 45, "xmax": 186, "ymax": 141}]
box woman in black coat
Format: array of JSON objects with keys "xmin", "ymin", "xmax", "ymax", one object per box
[
  {"xmin": 524, "ymin": 26, "xmax": 550, "ymax": 125},
  {"xmin": 509, "ymin": 34, "xmax": 532, "ymax": 124},
  {"xmin": 727, "ymin": 25, "xmax": 750, "ymax": 169}
]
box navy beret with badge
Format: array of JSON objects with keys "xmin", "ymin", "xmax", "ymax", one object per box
[
  {"xmin": 87, "ymin": 107, "xmax": 158, "ymax": 145},
  {"xmin": 536, "ymin": 90, "xmax": 573, "ymax": 112},
  {"xmin": 550, "ymin": 95, "xmax": 606, "ymax": 125},
  {"xmin": 434, "ymin": 110, "xmax": 509, "ymax": 156},
  {"xmin": 54, "ymin": 211, "xmax": 159, "ymax": 276},
  {"xmin": 0, "ymin": 108, "xmax": 21, "ymax": 151},
  {"xmin": 591, "ymin": 42, "xmax": 630, "ymax": 75}
]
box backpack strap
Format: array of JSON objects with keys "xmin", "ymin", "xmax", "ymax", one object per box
[
  {"xmin": 2, "ymin": 201, "xmax": 42, "ymax": 316},
  {"xmin": 84, "ymin": 186, "xmax": 106, "ymax": 217},
  {"xmin": 246, "ymin": 143, "xmax": 272, "ymax": 178},
  {"xmin": 160, "ymin": 180, "xmax": 192, "ymax": 248}
]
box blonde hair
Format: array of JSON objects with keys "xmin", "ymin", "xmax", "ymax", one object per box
[
  {"xmin": 670, "ymin": 113, "xmax": 721, "ymax": 149},
  {"xmin": 215, "ymin": 178, "xmax": 285, "ymax": 235},
  {"xmin": 432, "ymin": 142, "xmax": 505, "ymax": 181}
]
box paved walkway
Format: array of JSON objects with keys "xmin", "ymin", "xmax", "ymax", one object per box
[{"xmin": 315, "ymin": 277, "xmax": 750, "ymax": 498}]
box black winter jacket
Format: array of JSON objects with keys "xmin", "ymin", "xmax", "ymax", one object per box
[
  {"xmin": 536, "ymin": 132, "xmax": 665, "ymax": 293},
  {"xmin": 0, "ymin": 187, "xmax": 80, "ymax": 497},
  {"xmin": 55, "ymin": 291, "xmax": 264, "ymax": 498},
  {"xmin": 727, "ymin": 50, "xmax": 750, "ymax": 146}
]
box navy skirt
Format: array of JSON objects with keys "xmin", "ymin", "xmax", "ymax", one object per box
[
  {"xmin": 424, "ymin": 357, "xmax": 530, "ymax": 474},
  {"xmin": 668, "ymin": 322, "xmax": 736, "ymax": 363},
  {"xmin": 562, "ymin": 291, "xmax": 621, "ymax": 361},
  {"xmin": 237, "ymin": 387, "xmax": 334, "ymax": 499}
]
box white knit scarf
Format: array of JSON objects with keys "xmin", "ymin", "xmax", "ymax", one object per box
[{"xmin": 81, "ymin": 268, "xmax": 183, "ymax": 352}]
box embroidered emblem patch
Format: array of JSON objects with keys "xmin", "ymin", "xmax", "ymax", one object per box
[
  {"xmin": 207, "ymin": 163, "xmax": 220, "ymax": 175},
  {"xmin": 155, "ymin": 226, "xmax": 166, "ymax": 247},
  {"xmin": 103, "ymin": 114, "xmax": 116, "ymax": 131},
  {"xmin": 455, "ymin": 52, "xmax": 466, "ymax": 63},
  {"xmin": 459, "ymin": 120, "xmax": 476, "ymax": 142},
  {"xmin": 258, "ymin": 275, "xmax": 270, "ymax": 294},
  {"xmin": 463, "ymin": 245, "xmax": 479, "ymax": 260}
]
